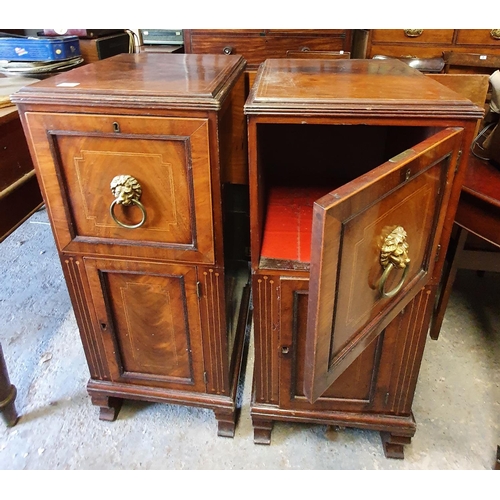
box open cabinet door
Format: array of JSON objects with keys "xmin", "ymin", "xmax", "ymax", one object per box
[{"xmin": 304, "ymin": 127, "xmax": 463, "ymax": 403}]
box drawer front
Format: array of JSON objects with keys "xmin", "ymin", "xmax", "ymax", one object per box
[
  {"xmin": 265, "ymin": 36, "xmax": 347, "ymax": 57},
  {"xmin": 456, "ymin": 29, "xmax": 500, "ymax": 46},
  {"xmin": 24, "ymin": 112, "xmax": 215, "ymax": 264},
  {"xmin": 371, "ymin": 29, "xmax": 454, "ymax": 45},
  {"xmin": 188, "ymin": 31, "xmax": 350, "ymax": 67},
  {"xmin": 368, "ymin": 44, "xmax": 450, "ymax": 59}
]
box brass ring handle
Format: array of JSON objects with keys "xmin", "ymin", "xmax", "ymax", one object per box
[
  {"xmin": 491, "ymin": 29, "xmax": 500, "ymax": 40},
  {"xmin": 378, "ymin": 262, "xmax": 410, "ymax": 298},
  {"xmin": 404, "ymin": 29, "xmax": 423, "ymax": 38},
  {"xmin": 378, "ymin": 226, "xmax": 411, "ymax": 299},
  {"xmin": 109, "ymin": 174, "xmax": 147, "ymax": 229},
  {"xmin": 109, "ymin": 198, "xmax": 147, "ymax": 229}
]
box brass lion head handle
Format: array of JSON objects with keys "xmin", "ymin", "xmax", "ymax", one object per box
[
  {"xmin": 109, "ymin": 175, "xmax": 147, "ymax": 229},
  {"xmin": 378, "ymin": 226, "xmax": 410, "ymax": 298}
]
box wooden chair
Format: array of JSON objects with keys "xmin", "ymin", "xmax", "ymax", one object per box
[
  {"xmin": 426, "ymin": 72, "xmax": 499, "ymax": 341},
  {"xmin": 429, "ymin": 155, "xmax": 500, "ymax": 341},
  {"xmin": 427, "ymin": 65, "xmax": 500, "ymax": 471}
]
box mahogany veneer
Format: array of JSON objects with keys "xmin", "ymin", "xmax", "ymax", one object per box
[
  {"xmin": 245, "ymin": 58, "xmax": 482, "ymax": 458},
  {"xmin": 13, "ymin": 53, "xmax": 252, "ymax": 437},
  {"xmin": 361, "ymin": 29, "xmax": 500, "ymax": 62}
]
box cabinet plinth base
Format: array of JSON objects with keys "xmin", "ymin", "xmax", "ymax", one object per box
[
  {"xmin": 252, "ymin": 418, "xmax": 274, "ymax": 445},
  {"xmin": 250, "ymin": 403, "xmax": 416, "ymax": 458},
  {"xmin": 90, "ymin": 393, "xmax": 123, "ymax": 422},
  {"xmin": 380, "ymin": 431, "xmax": 412, "ymax": 460},
  {"xmin": 214, "ymin": 408, "xmax": 238, "ymax": 438}
]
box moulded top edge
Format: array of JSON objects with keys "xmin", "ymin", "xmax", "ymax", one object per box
[
  {"xmin": 245, "ymin": 58, "xmax": 484, "ymax": 118},
  {"xmin": 11, "ymin": 53, "xmax": 246, "ymax": 107}
]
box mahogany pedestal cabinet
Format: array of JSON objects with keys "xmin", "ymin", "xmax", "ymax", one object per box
[
  {"xmin": 244, "ymin": 59, "xmax": 482, "ymax": 458},
  {"xmin": 13, "ymin": 53, "xmax": 252, "ymax": 437}
]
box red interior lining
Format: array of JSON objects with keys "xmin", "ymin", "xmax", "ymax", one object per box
[{"xmin": 261, "ymin": 186, "xmax": 330, "ymax": 263}]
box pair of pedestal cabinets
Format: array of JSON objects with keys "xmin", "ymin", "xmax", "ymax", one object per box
[{"xmin": 13, "ymin": 53, "xmax": 481, "ymax": 459}]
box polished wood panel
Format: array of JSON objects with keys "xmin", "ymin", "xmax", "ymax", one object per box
[
  {"xmin": 24, "ymin": 112, "xmax": 215, "ymax": 264},
  {"xmin": 370, "ymin": 29, "xmax": 455, "ymax": 45},
  {"xmin": 184, "ymin": 30, "xmax": 353, "ymax": 70},
  {"xmin": 305, "ymin": 128, "xmax": 462, "ymax": 402},
  {"xmin": 14, "ymin": 53, "xmax": 247, "ymax": 110},
  {"xmin": 246, "ymin": 58, "xmax": 480, "ymax": 458},
  {"xmin": 247, "ymin": 59, "xmax": 482, "ymax": 118},
  {"xmin": 85, "ymin": 258, "xmax": 206, "ymax": 390},
  {"xmin": 363, "ymin": 29, "xmax": 500, "ymax": 60},
  {"xmin": 14, "ymin": 54, "xmax": 251, "ymax": 436},
  {"xmin": 455, "ymin": 29, "xmax": 500, "ymax": 47}
]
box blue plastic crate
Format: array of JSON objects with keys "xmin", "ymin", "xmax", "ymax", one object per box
[{"xmin": 0, "ymin": 35, "xmax": 80, "ymax": 62}]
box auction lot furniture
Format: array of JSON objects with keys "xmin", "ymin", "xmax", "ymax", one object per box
[
  {"xmin": 13, "ymin": 53, "xmax": 251, "ymax": 437},
  {"xmin": 183, "ymin": 30, "xmax": 353, "ymax": 71},
  {"xmin": 244, "ymin": 58, "xmax": 482, "ymax": 458},
  {"xmin": 360, "ymin": 29, "xmax": 500, "ymax": 61}
]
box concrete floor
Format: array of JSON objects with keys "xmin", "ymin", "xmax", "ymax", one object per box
[{"xmin": 0, "ymin": 207, "xmax": 499, "ymax": 470}]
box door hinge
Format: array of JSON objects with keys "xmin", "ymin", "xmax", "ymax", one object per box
[
  {"xmin": 455, "ymin": 150, "xmax": 463, "ymax": 173},
  {"xmin": 435, "ymin": 244, "xmax": 441, "ymax": 262},
  {"xmin": 196, "ymin": 281, "xmax": 202, "ymax": 298},
  {"xmin": 203, "ymin": 371, "xmax": 208, "ymax": 385}
]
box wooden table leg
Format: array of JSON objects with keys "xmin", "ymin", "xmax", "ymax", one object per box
[{"xmin": 0, "ymin": 342, "xmax": 19, "ymax": 427}]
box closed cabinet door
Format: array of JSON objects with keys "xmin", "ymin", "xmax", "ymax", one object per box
[
  {"xmin": 84, "ymin": 258, "xmax": 207, "ymax": 392},
  {"xmin": 279, "ymin": 277, "xmax": 387, "ymax": 412},
  {"xmin": 304, "ymin": 127, "xmax": 463, "ymax": 403},
  {"xmin": 24, "ymin": 112, "xmax": 215, "ymax": 264}
]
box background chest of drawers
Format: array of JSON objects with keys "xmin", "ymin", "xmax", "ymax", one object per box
[
  {"xmin": 13, "ymin": 53, "xmax": 252, "ymax": 437},
  {"xmin": 359, "ymin": 29, "xmax": 500, "ymax": 61},
  {"xmin": 183, "ymin": 30, "xmax": 354, "ymax": 70},
  {"xmin": 244, "ymin": 58, "xmax": 482, "ymax": 459}
]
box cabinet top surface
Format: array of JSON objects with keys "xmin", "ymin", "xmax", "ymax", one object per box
[
  {"xmin": 245, "ymin": 58, "xmax": 483, "ymax": 118},
  {"xmin": 12, "ymin": 53, "xmax": 246, "ymax": 109}
]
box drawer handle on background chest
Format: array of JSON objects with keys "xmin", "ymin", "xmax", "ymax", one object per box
[
  {"xmin": 223, "ymin": 46, "xmax": 233, "ymax": 55},
  {"xmin": 491, "ymin": 29, "xmax": 500, "ymax": 40},
  {"xmin": 403, "ymin": 29, "xmax": 423, "ymax": 38},
  {"xmin": 109, "ymin": 175, "xmax": 147, "ymax": 229},
  {"xmin": 378, "ymin": 226, "xmax": 411, "ymax": 299}
]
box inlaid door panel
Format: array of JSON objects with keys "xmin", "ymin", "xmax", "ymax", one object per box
[
  {"xmin": 84, "ymin": 258, "xmax": 206, "ymax": 391},
  {"xmin": 304, "ymin": 127, "xmax": 463, "ymax": 402},
  {"xmin": 24, "ymin": 112, "xmax": 214, "ymax": 264},
  {"xmin": 279, "ymin": 277, "xmax": 386, "ymax": 412}
]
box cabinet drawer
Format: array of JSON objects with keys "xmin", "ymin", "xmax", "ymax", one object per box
[
  {"xmin": 371, "ymin": 29, "xmax": 454, "ymax": 45},
  {"xmin": 455, "ymin": 29, "xmax": 500, "ymax": 46},
  {"xmin": 187, "ymin": 31, "xmax": 350, "ymax": 68},
  {"xmin": 24, "ymin": 112, "xmax": 215, "ymax": 264},
  {"xmin": 368, "ymin": 44, "xmax": 450, "ymax": 59},
  {"xmin": 189, "ymin": 34, "xmax": 266, "ymax": 65}
]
